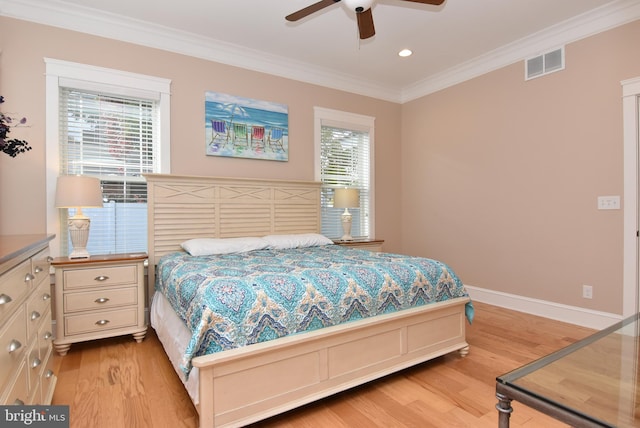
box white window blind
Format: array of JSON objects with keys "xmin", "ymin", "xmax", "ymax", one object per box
[
  {"xmin": 59, "ymin": 88, "xmax": 157, "ymax": 255},
  {"xmin": 319, "ymin": 124, "xmax": 371, "ymax": 239}
]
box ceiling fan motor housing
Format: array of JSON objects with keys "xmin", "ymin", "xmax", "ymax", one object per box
[{"xmin": 343, "ymin": 0, "xmax": 374, "ymax": 13}]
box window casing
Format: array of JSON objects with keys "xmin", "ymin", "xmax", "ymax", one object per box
[
  {"xmin": 46, "ymin": 59, "xmax": 171, "ymax": 257},
  {"xmin": 314, "ymin": 107, "xmax": 375, "ymax": 239}
]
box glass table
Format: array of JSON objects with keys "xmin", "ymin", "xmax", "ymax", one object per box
[{"xmin": 496, "ymin": 313, "xmax": 640, "ymax": 428}]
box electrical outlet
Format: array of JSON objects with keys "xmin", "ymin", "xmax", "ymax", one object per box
[{"xmin": 582, "ymin": 284, "xmax": 593, "ymax": 299}]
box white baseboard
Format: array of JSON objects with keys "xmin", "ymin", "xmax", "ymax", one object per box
[{"xmin": 465, "ymin": 284, "xmax": 622, "ymax": 330}]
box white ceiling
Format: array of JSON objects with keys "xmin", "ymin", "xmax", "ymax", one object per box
[{"xmin": 2, "ymin": 0, "xmax": 639, "ymax": 102}]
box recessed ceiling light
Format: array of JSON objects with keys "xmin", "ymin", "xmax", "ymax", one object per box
[{"xmin": 398, "ymin": 49, "xmax": 412, "ymax": 57}]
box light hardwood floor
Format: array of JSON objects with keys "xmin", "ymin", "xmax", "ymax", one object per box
[{"xmin": 52, "ymin": 302, "xmax": 596, "ymax": 427}]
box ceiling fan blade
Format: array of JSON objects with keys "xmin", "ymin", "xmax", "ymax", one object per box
[
  {"xmin": 400, "ymin": 0, "xmax": 445, "ymax": 5},
  {"xmin": 286, "ymin": 0, "xmax": 341, "ymax": 22},
  {"xmin": 356, "ymin": 8, "xmax": 375, "ymax": 39}
]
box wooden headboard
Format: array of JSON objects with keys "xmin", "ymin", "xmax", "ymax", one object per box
[{"xmin": 144, "ymin": 173, "xmax": 321, "ymax": 300}]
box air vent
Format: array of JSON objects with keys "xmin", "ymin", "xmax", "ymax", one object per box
[{"xmin": 525, "ymin": 47, "xmax": 564, "ymax": 80}]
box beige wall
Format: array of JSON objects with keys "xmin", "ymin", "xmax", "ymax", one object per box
[
  {"xmin": 0, "ymin": 17, "xmax": 402, "ymax": 251},
  {"xmin": 401, "ymin": 20, "xmax": 640, "ymax": 315},
  {"xmin": 2, "ymin": 15, "xmax": 638, "ymax": 315}
]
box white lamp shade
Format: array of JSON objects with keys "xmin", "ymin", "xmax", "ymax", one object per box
[
  {"xmin": 334, "ymin": 188, "xmax": 360, "ymax": 208},
  {"xmin": 55, "ymin": 175, "xmax": 103, "ymax": 208}
]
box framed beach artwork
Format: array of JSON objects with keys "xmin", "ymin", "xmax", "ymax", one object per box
[{"xmin": 205, "ymin": 91, "xmax": 289, "ymax": 161}]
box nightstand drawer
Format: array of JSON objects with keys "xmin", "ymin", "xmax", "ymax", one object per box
[
  {"xmin": 64, "ymin": 287, "xmax": 138, "ymax": 313},
  {"xmin": 52, "ymin": 253, "xmax": 147, "ymax": 355},
  {"xmin": 63, "ymin": 265, "xmax": 139, "ymax": 290},
  {"xmin": 0, "ymin": 259, "xmax": 32, "ymax": 320},
  {"xmin": 64, "ymin": 307, "xmax": 138, "ymax": 336},
  {"xmin": 0, "ymin": 305, "xmax": 27, "ymax": 392}
]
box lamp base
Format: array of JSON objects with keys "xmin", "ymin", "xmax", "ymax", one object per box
[
  {"xmin": 340, "ymin": 209, "xmax": 353, "ymax": 241},
  {"xmin": 69, "ymin": 248, "xmax": 91, "ymax": 259},
  {"xmin": 68, "ymin": 216, "xmax": 92, "ymax": 259}
]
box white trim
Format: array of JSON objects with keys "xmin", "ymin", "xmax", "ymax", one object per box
[
  {"xmin": 465, "ymin": 285, "xmax": 622, "ymax": 330},
  {"xmin": 44, "ymin": 58, "xmax": 171, "ymax": 257},
  {"xmin": 2, "ymin": 0, "xmax": 639, "ymax": 103},
  {"xmin": 314, "ymin": 107, "xmax": 376, "ymax": 238},
  {"xmin": 622, "ymin": 76, "xmax": 640, "ymax": 317}
]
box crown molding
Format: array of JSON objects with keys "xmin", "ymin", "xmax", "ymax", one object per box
[
  {"xmin": 401, "ymin": 0, "xmax": 640, "ymax": 102},
  {"xmin": 1, "ymin": 0, "xmax": 638, "ymax": 104},
  {"xmin": 0, "ymin": 0, "xmax": 402, "ymax": 102}
]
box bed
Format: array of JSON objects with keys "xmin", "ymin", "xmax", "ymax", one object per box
[{"xmin": 145, "ymin": 173, "xmax": 472, "ymax": 428}]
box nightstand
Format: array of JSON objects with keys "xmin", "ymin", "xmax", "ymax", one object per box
[
  {"xmin": 332, "ymin": 238, "xmax": 384, "ymax": 252},
  {"xmin": 51, "ymin": 253, "xmax": 147, "ymax": 356}
]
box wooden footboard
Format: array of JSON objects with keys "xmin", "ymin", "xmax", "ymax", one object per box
[{"xmin": 193, "ymin": 296, "xmax": 470, "ymax": 428}]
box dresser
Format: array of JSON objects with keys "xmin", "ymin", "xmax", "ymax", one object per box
[
  {"xmin": 333, "ymin": 238, "xmax": 384, "ymax": 252},
  {"xmin": 51, "ymin": 253, "xmax": 147, "ymax": 356},
  {"xmin": 0, "ymin": 234, "xmax": 56, "ymax": 405}
]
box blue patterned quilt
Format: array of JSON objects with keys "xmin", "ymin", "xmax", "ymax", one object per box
[{"xmin": 155, "ymin": 245, "xmax": 472, "ymax": 377}]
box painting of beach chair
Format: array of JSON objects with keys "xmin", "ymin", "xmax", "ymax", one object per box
[
  {"xmin": 251, "ymin": 125, "xmax": 266, "ymax": 150},
  {"xmin": 210, "ymin": 119, "xmax": 229, "ymax": 146},
  {"xmin": 232, "ymin": 122, "xmax": 249, "ymax": 147},
  {"xmin": 268, "ymin": 127, "xmax": 285, "ymax": 152}
]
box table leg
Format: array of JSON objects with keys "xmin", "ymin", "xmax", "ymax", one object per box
[{"xmin": 496, "ymin": 392, "xmax": 513, "ymax": 428}]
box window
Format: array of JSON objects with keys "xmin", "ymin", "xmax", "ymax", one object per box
[
  {"xmin": 46, "ymin": 59, "xmax": 171, "ymax": 257},
  {"xmin": 314, "ymin": 107, "xmax": 375, "ymax": 239}
]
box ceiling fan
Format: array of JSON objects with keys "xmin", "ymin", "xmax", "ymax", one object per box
[{"xmin": 285, "ymin": 0, "xmax": 445, "ymax": 40}]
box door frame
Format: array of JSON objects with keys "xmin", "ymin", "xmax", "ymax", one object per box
[{"xmin": 622, "ymin": 76, "xmax": 640, "ymax": 317}]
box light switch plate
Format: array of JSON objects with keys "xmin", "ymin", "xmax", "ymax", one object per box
[{"xmin": 597, "ymin": 196, "xmax": 620, "ymax": 210}]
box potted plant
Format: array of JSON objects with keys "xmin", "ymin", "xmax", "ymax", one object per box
[{"xmin": 0, "ymin": 95, "xmax": 32, "ymax": 157}]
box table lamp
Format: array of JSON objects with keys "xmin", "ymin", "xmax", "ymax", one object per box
[
  {"xmin": 334, "ymin": 187, "xmax": 359, "ymax": 241},
  {"xmin": 55, "ymin": 175, "xmax": 103, "ymax": 259}
]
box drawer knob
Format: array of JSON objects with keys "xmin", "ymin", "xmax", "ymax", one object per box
[
  {"xmin": 47, "ymin": 256, "xmax": 53, "ymax": 262},
  {"xmin": 94, "ymin": 275, "xmax": 109, "ymax": 282},
  {"xmin": 0, "ymin": 293, "xmax": 12, "ymax": 305},
  {"xmin": 24, "ymin": 273, "xmax": 35, "ymax": 283},
  {"xmin": 45, "ymin": 369, "xmax": 54, "ymax": 379},
  {"xmin": 44, "ymin": 331, "xmax": 53, "ymax": 340},
  {"xmin": 8, "ymin": 339, "xmax": 22, "ymax": 353},
  {"xmin": 94, "ymin": 297, "xmax": 110, "ymax": 304},
  {"xmin": 34, "ymin": 266, "xmax": 44, "ymax": 274},
  {"xmin": 31, "ymin": 357, "xmax": 42, "ymax": 369},
  {"xmin": 31, "ymin": 311, "xmax": 41, "ymax": 321},
  {"xmin": 13, "ymin": 399, "xmax": 25, "ymax": 406},
  {"xmin": 95, "ymin": 319, "xmax": 110, "ymax": 326},
  {"xmin": 42, "ymin": 293, "xmax": 51, "ymax": 301}
]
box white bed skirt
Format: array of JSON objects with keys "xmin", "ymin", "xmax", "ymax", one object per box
[{"xmin": 150, "ymin": 292, "xmax": 200, "ymax": 404}]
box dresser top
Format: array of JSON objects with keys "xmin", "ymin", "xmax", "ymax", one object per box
[{"xmin": 0, "ymin": 234, "xmax": 55, "ymax": 266}]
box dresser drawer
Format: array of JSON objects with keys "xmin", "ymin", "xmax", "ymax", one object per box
[
  {"xmin": 63, "ymin": 265, "xmax": 139, "ymax": 290},
  {"xmin": 40, "ymin": 346, "xmax": 55, "ymax": 405},
  {"xmin": 31, "ymin": 248, "xmax": 51, "ymax": 289},
  {"xmin": 64, "ymin": 307, "xmax": 138, "ymax": 336},
  {"xmin": 26, "ymin": 340, "xmax": 41, "ymax": 396},
  {"xmin": 0, "ymin": 259, "xmax": 32, "ymax": 321},
  {"xmin": 64, "ymin": 286, "xmax": 138, "ymax": 313},
  {"xmin": 1, "ymin": 359, "xmax": 28, "ymax": 405},
  {"xmin": 37, "ymin": 313, "xmax": 54, "ymax": 360},
  {"xmin": 26, "ymin": 279, "xmax": 52, "ymax": 338},
  {"xmin": 0, "ymin": 305, "xmax": 27, "ymax": 392}
]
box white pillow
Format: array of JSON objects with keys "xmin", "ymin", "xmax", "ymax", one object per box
[
  {"xmin": 180, "ymin": 237, "xmax": 268, "ymax": 256},
  {"xmin": 262, "ymin": 233, "xmax": 334, "ymax": 250}
]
